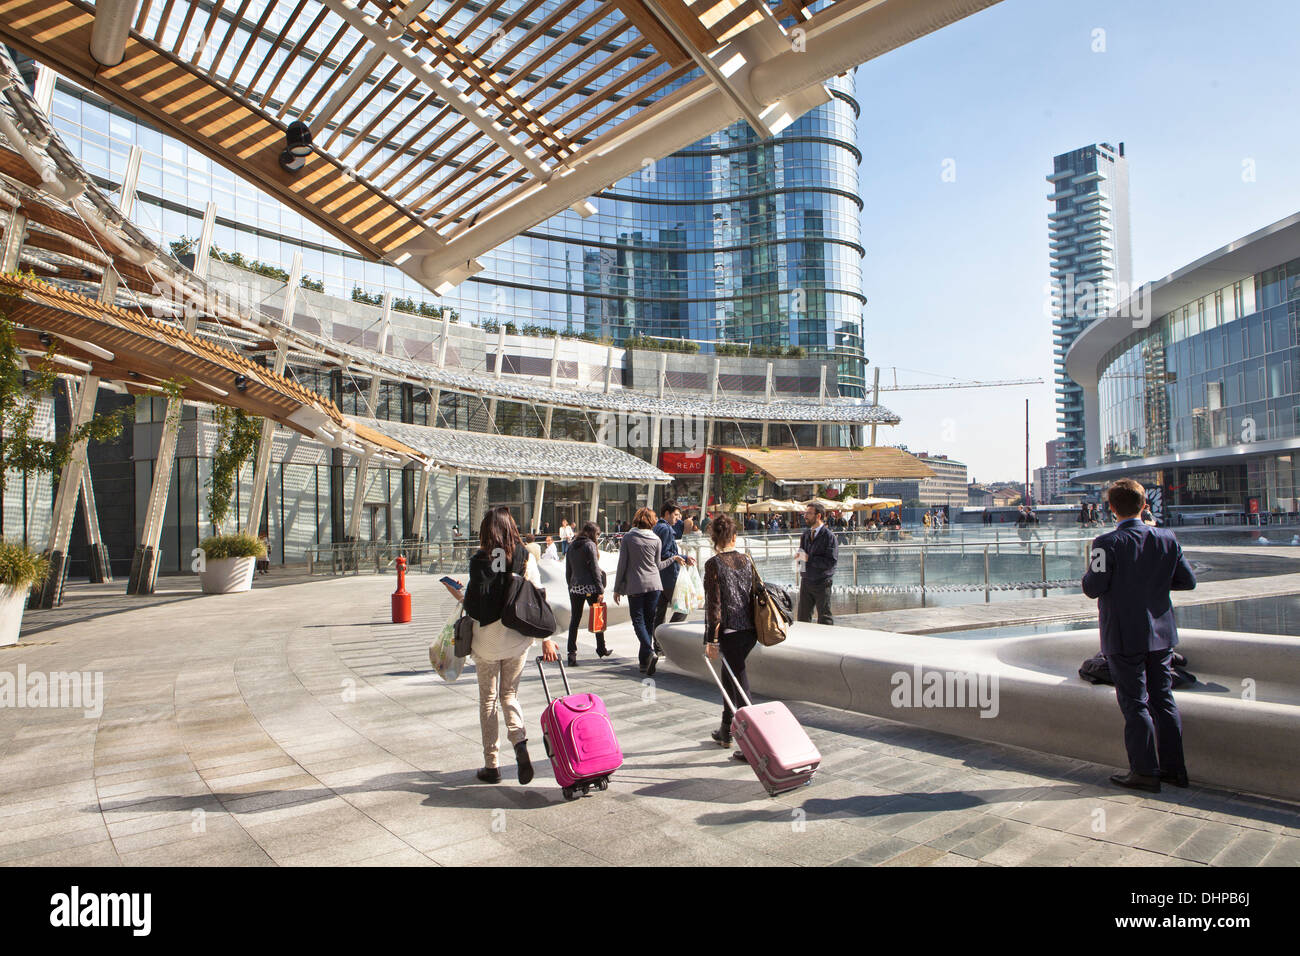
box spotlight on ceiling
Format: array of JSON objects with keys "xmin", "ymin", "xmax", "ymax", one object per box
[
  {"xmin": 38, "ymin": 332, "xmax": 53, "ymax": 347},
  {"xmin": 234, "ymin": 374, "xmax": 249, "ymax": 392},
  {"xmin": 279, "ymin": 120, "xmax": 313, "ymax": 173}
]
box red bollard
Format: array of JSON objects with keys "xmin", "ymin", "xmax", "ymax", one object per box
[{"xmin": 392, "ymin": 555, "xmax": 411, "ymax": 623}]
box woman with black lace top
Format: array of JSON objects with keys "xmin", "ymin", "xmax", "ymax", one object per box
[{"xmin": 702, "ymin": 513, "xmax": 756, "ymax": 759}]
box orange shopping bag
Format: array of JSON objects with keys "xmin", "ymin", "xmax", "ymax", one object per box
[{"xmin": 588, "ymin": 599, "xmax": 607, "ymax": 633}]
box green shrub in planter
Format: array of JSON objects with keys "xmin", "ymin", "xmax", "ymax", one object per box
[
  {"xmin": 0, "ymin": 540, "xmax": 50, "ymax": 589},
  {"xmin": 200, "ymin": 533, "xmax": 267, "ymax": 561}
]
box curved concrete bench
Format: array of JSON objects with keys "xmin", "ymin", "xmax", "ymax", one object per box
[
  {"xmin": 538, "ymin": 552, "xmax": 631, "ymax": 634},
  {"xmin": 655, "ymin": 619, "xmax": 1300, "ymax": 802}
]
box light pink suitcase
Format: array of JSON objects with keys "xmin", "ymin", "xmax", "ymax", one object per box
[
  {"xmin": 704, "ymin": 654, "xmax": 821, "ymax": 796},
  {"xmin": 537, "ymin": 656, "xmax": 623, "ymax": 800}
]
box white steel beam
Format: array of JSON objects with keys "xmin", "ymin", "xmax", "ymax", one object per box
[
  {"xmin": 406, "ymin": 0, "xmax": 1001, "ymax": 290},
  {"xmin": 90, "ymin": 0, "xmax": 140, "ymax": 67},
  {"xmin": 98, "ymin": 144, "xmax": 142, "ymax": 306}
]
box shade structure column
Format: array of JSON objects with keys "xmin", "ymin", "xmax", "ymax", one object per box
[
  {"xmin": 32, "ymin": 374, "xmax": 99, "ymax": 608},
  {"xmin": 243, "ymin": 346, "xmax": 287, "ymax": 539},
  {"xmin": 127, "ymin": 201, "xmax": 215, "ymax": 595},
  {"xmin": 347, "ymin": 450, "xmax": 374, "ymax": 542},
  {"xmin": 472, "ymin": 476, "xmax": 489, "ymax": 528},
  {"xmin": 366, "ymin": 293, "xmax": 392, "ymax": 415},
  {"xmin": 588, "ymin": 481, "xmax": 600, "ymax": 525},
  {"xmin": 698, "ymin": 358, "xmax": 720, "ymax": 520},
  {"xmin": 760, "ymin": 361, "xmax": 774, "ymax": 497},
  {"xmin": 816, "ymin": 364, "xmax": 827, "ymax": 447},
  {"xmin": 244, "ymin": 254, "xmax": 300, "ymax": 539},
  {"xmin": 67, "ymin": 377, "xmax": 112, "ymax": 583},
  {"xmin": 645, "ymin": 351, "xmax": 666, "ymax": 508},
  {"xmin": 412, "ymin": 465, "xmax": 431, "ymax": 542},
  {"xmin": 868, "ymin": 366, "xmax": 881, "ymax": 495},
  {"xmin": 531, "ymin": 479, "xmax": 547, "ymax": 535},
  {"xmin": 126, "ymin": 398, "xmax": 181, "ymax": 595}
]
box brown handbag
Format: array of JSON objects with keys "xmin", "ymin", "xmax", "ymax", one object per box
[{"xmin": 748, "ymin": 556, "xmax": 789, "ymax": 647}]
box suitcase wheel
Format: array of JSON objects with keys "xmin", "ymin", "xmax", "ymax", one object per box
[
  {"xmin": 596, "ymin": 778, "xmax": 609, "ymax": 792},
  {"xmin": 581, "ymin": 784, "xmax": 590, "ymax": 795},
  {"xmin": 562, "ymin": 786, "xmax": 577, "ymax": 801}
]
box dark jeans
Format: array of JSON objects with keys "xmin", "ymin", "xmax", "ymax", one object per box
[
  {"xmin": 567, "ymin": 592, "xmax": 606, "ymax": 655},
  {"xmin": 797, "ymin": 581, "xmax": 833, "ymax": 625},
  {"xmin": 627, "ymin": 591, "xmax": 660, "ymax": 665},
  {"xmin": 654, "ymin": 567, "xmax": 680, "ymax": 630},
  {"xmin": 718, "ymin": 628, "xmax": 758, "ymax": 729},
  {"xmin": 1110, "ymin": 648, "xmax": 1186, "ymax": 777}
]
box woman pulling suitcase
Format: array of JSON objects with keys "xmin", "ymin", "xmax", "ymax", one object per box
[
  {"xmin": 702, "ymin": 513, "xmax": 756, "ymax": 760},
  {"xmin": 444, "ymin": 507, "xmax": 559, "ymax": 785}
]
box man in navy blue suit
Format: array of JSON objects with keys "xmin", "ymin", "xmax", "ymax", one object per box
[{"xmin": 1081, "ymin": 479, "xmax": 1197, "ymax": 793}]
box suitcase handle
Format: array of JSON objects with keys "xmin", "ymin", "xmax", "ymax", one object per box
[
  {"xmin": 535, "ymin": 655, "xmax": 573, "ymax": 704},
  {"xmin": 701, "ymin": 653, "xmax": 753, "ymax": 711}
]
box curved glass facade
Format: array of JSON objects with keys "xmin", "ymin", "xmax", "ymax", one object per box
[
  {"xmin": 1098, "ymin": 264, "xmax": 1299, "ymax": 462},
  {"xmin": 46, "ymin": 64, "xmax": 866, "ymax": 393},
  {"xmin": 1095, "ymin": 257, "xmax": 1300, "ymax": 512}
]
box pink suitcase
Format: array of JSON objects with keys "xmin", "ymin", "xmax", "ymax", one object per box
[
  {"xmin": 704, "ymin": 654, "xmax": 821, "ymax": 796},
  {"xmin": 536, "ymin": 656, "xmax": 623, "ymax": 800}
]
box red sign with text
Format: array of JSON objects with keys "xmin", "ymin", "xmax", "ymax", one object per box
[{"xmin": 659, "ymin": 451, "xmax": 747, "ymax": 475}]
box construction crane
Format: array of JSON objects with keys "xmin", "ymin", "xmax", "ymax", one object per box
[{"xmin": 873, "ymin": 367, "xmax": 1043, "ymax": 391}]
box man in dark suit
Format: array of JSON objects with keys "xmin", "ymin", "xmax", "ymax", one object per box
[
  {"xmin": 797, "ymin": 502, "xmax": 838, "ymax": 625},
  {"xmin": 1081, "ymin": 479, "xmax": 1197, "ymax": 793}
]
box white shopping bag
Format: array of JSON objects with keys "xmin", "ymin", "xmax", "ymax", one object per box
[
  {"xmin": 428, "ymin": 613, "xmax": 466, "ymax": 682},
  {"xmin": 672, "ymin": 563, "xmax": 705, "ymax": 612}
]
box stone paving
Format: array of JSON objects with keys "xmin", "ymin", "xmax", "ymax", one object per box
[{"xmin": 1, "ymin": 574, "xmax": 1297, "ymax": 866}]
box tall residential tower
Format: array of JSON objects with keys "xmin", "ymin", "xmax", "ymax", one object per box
[{"xmin": 1047, "ymin": 142, "xmax": 1132, "ymax": 481}]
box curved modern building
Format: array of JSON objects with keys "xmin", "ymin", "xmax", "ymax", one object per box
[{"xmin": 1066, "ymin": 212, "xmax": 1300, "ymax": 518}]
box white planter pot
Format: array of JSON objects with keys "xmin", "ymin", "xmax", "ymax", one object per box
[
  {"xmin": 0, "ymin": 584, "xmax": 28, "ymax": 647},
  {"xmin": 199, "ymin": 556, "xmax": 257, "ymax": 594}
]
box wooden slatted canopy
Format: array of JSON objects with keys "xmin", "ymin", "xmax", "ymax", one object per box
[
  {"xmin": 1, "ymin": 145, "xmax": 169, "ymax": 294},
  {"xmin": 0, "ymin": 0, "xmax": 706, "ymax": 266},
  {"xmin": 0, "ymin": 0, "xmax": 1004, "ymax": 294},
  {"xmin": 715, "ymin": 445, "xmax": 936, "ymax": 484},
  {"xmin": 0, "ymin": 272, "xmax": 425, "ymax": 462}
]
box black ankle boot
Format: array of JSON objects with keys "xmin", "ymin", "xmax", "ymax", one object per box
[
  {"xmin": 596, "ymin": 642, "xmax": 612, "ymax": 658},
  {"xmin": 515, "ymin": 741, "xmax": 534, "ymax": 785},
  {"xmin": 476, "ymin": 766, "xmax": 501, "ymax": 784},
  {"xmin": 567, "ymin": 652, "xmax": 578, "ymax": 667},
  {"xmin": 711, "ymin": 721, "xmax": 732, "ymax": 748}
]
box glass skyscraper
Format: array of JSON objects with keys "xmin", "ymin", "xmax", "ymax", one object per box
[
  {"xmin": 38, "ymin": 62, "xmax": 867, "ymax": 394},
  {"xmin": 1047, "ymin": 141, "xmax": 1131, "ymax": 480}
]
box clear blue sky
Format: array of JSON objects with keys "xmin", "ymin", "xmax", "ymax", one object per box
[{"xmin": 855, "ymin": 0, "xmax": 1300, "ymax": 484}]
